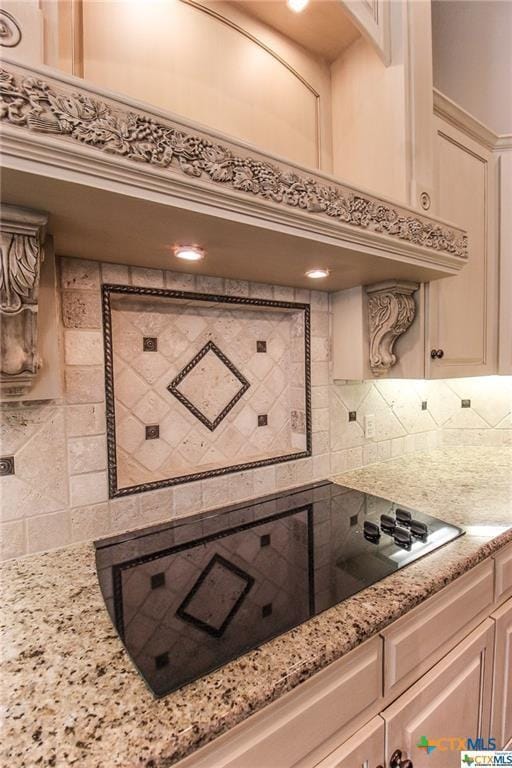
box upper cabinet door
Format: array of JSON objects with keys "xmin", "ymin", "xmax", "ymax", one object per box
[
  {"xmin": 498, "ymin": 151, "xmax": 512, "ymax": 374},
  {"xmin": 341, "ymin": 1, "xmax": 390, "ymax": 66},
  {"xmin": 427, "ymin": 116, "xmax": 499, "ymax": 378}
]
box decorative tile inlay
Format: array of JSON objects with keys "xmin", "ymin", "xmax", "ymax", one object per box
[
  {"xmin": 262, "ymin": 603, "xmax": 273, "ymax": 618},
  {"xmin": 350, "ymin": 514, "xmax": 358, "ymax": 527},
  {"xmin": 168, "ymin": 341, "xmax": 251, "ymax": 432},
  {"xmin": 151, "ymin": 572, "xmax": 166, "ymax": 589},
  {"xmin": 260, "ymin": 534, "xmax": 271, "ymax": 548},
  {"xmin": 421, "ymin": 401, "xmax": 428, "ymax": 411},
  {"xmin": 349, "ymin": 411, "xmax": 357, "ymax": 422},
  {"xmin": 256, "ymin": 341, "xmax": 267, "ymax": 353},
  {"xmin": 143, "ymin": 337, "xmax": 158, "ymax": 352},
  {"xmin": 145, "ymin": 425, "xmax": 160, "ymax": 440},
  {"xmin": 103, "ymin": 284, "xmax": 312, "ymax": 498},
  {"xmin": 0, "ymin": 456, "xmax": 15, "ymax": 476},
  {"xmin": 461, "ymin": 399, "xmax": 471, "ymax": 408},
  {"xmin": 258, "ymin": 414, "xmax": 268, "ymax": 427},
  {"xmin": 175, "ymin": 554, "xmax": 254, "ymax": 638}
]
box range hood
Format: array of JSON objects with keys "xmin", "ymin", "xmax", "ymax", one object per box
[{"xmin": 0, "ymin": 59, "xmax": 468, "ymax": 291}]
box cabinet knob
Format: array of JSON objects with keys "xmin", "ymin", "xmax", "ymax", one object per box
[{"xmin": 430, "ymin": 348, "xmax": 444, "ymax": 359}]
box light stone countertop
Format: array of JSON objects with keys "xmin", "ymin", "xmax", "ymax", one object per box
[{"xmin": 1, "ymin": 447, "xmax": 511, "ymax": 768}]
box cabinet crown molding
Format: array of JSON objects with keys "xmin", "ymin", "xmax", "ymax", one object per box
[
  {"xmin": 366, "ymin": 280, "xmax": 419, "ymax": 375},
  {"xmin": 0, "ymin": 61, "xmax": 469, "ymax": 274},
  {"xmin": 0, "ymin": 203, "xmax": 48, "ymax": 398}
]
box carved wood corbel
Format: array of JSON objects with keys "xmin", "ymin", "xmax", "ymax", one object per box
[
  {"xmin": 366, "ymin": 280, "xmax": 419, "ymax": 376},
  {"xmin": 0, "ymin": 204, "xmax": 48, "ymax": 397}
]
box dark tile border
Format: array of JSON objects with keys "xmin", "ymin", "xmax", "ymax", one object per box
[
  {"xmin": 168, "ymin": 340, "xmax": 250, "ymax": 432},
  {"xmin": 102, "ymin": 284, "xmax": 312, "ymax": 498}
]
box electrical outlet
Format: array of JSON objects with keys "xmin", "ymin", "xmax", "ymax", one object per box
[{"xmin": 365, "ymin": 414, "xmax": 376, "ymax": 439}]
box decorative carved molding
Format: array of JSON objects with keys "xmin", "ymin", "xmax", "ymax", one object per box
[
  {"xmin": 0, "ymin": 10, "xmax": 22, "ymax": 48},
  {"xmin": 0, "ymin": 204, "xmax": 47, "ymax": 397},
  {"xmin": 0, "ymin": 65, "xmax": 468, "ymax": 261},
  {"xmin": 366, "ymin": 280, "xmax": 419, "ymax": 375}
]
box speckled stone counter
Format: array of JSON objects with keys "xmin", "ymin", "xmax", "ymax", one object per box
[{"xmin": 2, "ymin": 447, "xmax": 511, "ymax": 768}]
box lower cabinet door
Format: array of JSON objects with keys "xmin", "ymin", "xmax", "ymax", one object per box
[
  {"xmin": 491, "ymin": 599, "xmax": 512, "ymax": 748},
  {"xmin": 381, "ymin": 619, "xmax": 494, "ymax": 767},
  {"xmin": 313, "ymin": 717, "xmax": 385, "ymax": 768}
]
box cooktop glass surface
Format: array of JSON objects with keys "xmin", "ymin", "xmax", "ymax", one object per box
[{"xmin": 95, "ymin": 480, "xmax": 464, "ymax": 697}]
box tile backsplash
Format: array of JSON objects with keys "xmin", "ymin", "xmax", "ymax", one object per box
[
  {"xmin": 0, "ymin": 256, "xmax": 510, "ymax": 561},
  {"xmin": 108, "ymin": 290, "xmax": 309, "ymax": 494}
]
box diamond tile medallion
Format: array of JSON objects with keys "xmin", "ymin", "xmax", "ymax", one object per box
[
  {"xmin": 175, "ymin": 553, "xmax": 255, "ymax": 637},
  {"xmin": 168, "ymin": 341, "xmax": 251, "ymax": 432}
]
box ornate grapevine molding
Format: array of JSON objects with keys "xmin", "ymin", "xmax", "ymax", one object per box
[
  {"xmin": 366, "ymin": 280, "xmax": 419, "ymax": 375},
  {"xmin": 0, "ymin": 204, "xmax": 47, "ymax": 397},
  {"xmin": 0, "ymin": 65, "xmax": 468, "ymax": 261}
]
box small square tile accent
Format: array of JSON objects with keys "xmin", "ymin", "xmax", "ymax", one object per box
[
  {"xmin": 258, "ymin": 414, "xmax": 268, "ymax": 427},
  {"xmin": 0, "ymin": 456, "xmax": 15, "ymax": 476},
  {"xmin": 260, "ymin": 533, "xmax": 271, "ymax": 548},
  {"xmin": 155, "ymin": 652, "xmax": 169, "ymax": 669},
  {"xmin": 256, "ymin": 341, "xmax": 267, "ymax": 353},
  {"xmin": 143, "ymin": 336, "xmax": 158, "ymax": 352},
  {"xmin": 262, "ymin": 603, "xmax": 273, "ymax": 618},
  {"xmin": 350, "ymin": 514, "xmax": 358, "ymax": 527},
  {"xmin": 145, "ymin": 425, "xmax": 160, "ymax": 440},
  {"xmin": 151, "ymin": 572, "xmax": 166, "ymax": 589},
  {"xmin": 421, "ymin": 401, "xmax": 428, "ymax": 411},
  {"xmin": 348, "ymin": 411, "xmax": 357, "ymax": 422},
  {"xmin": 461, "ymin": 399, "xmax": 471, "ymax": 408}
]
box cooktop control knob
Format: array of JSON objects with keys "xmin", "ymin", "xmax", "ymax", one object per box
[
  {"xmin": 394, "ymin": 526, "xmax": 412, "ymax": 548},
  {"xmin": 396, "ymin": 508, "xmax": 412, "ymax": 526},
  {"xmin": 363, "ymin": 520, "xmax": 381, "ymax": 541},
  {"xmin": 380, "ymin": 514, "xmax": 396, "ymax": 533},
  {"xmin": 410, "ymin": 519, "xmax": 428, "ymax": 539}
]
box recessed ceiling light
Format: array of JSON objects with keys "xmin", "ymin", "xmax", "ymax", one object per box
[
  {"xmin": 306, "ymin": 268, "xmax": 330, "ymax": 279},
  {"xmin": 287, "ymin": 0, "xmax": 309, "ymax": 12},
  {"xmin": 173, "ymin": 245, "xmax": 205, "ymax": 262}
]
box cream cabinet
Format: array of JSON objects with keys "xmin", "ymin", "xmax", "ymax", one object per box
[
  {"xmin": 312, "ymin": 717, "xmax": 384, "ymax": 768},
  {"xmin": 427, "ymin": 115, "xmax": 499, "ymax": 378},
  {"xmin": 332, "ymin": 102, "xmax": 502, "ymax": 382},
  {"xmin": 382, "ymin": 620, "xmax": 495, "ymax": 766},
  {"xmin": 498, "ymin": 150, "xmax": 512, "ymax": 374},
  {"xmin": 490, "ymin": 599, "xmax": 512, "ymax": 749}
]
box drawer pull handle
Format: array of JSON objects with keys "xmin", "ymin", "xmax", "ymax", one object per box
[
  {"xmin": 430, "ymin": 348, "xmax": 444, "ymax": 359},
  {"xmin": 389, "ymin": 749, "xmax": 413, "ymax": 768}
]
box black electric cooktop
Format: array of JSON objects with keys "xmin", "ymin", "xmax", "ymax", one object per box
[{"xmin": 95, "ymin": 480, "xmax": 464, "ymax": 697}]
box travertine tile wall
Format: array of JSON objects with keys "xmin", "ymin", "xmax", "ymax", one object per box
[
  {"xmin": 0, "ymin": 256, "xmax": 510, "ymax": 561},
  {"xmin": 0, "ymin": 258, "xmax": 329, "ymax": 561},
  {"xmin": 329, "ymin": 376, "xmax": 511, "ymax": 475}
]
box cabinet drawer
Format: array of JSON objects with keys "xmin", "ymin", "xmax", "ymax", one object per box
[
  {"xmin": 179, "ymin": 636, "xmax": 383, "ymax": 768},
  {"xmin": 382, "ymin": 560, "xmax": 494, "ymax": 696},
  {"xmin": 494, "ymin": 542, "xmax": 512, "ymax": 604}
]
